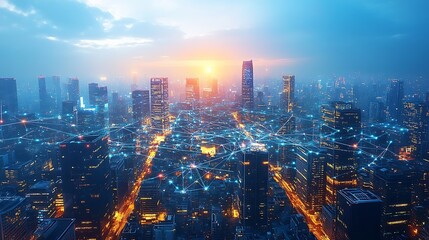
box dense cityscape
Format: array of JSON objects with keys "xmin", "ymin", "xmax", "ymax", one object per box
[{"xmin": 1, "ymin": 1, "xmax": 429, "ymax": 240}]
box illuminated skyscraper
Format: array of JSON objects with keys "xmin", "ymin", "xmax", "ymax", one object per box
[
  {"xmin": 295, "ymin": 146, "xmax": 326, "ymax": 213},
  {"xmin": 132, "ymin": 90, "xmax": 150, "ymax": 124},
  {"xmin": 0, "ymin": 78, "xmax": 18, "ymax": 114},
  {"xmin": 0, "ymin": 196, "xmax": 35, "ymax": 239},
  {"xmin": 51, "ymin": 76, "xmax": 62, "ymax": 114},
  {"xmin": 239, "ymin": 143, "xmax": 268, "ymax": 231},
  {"xmin": 386, "ymin": 79, "xmax": 404, "ymax": 122},
  {"xmin": 38, "ymin": 76, "xmax": 50, "ymax": 115},
  {"xmin": 282, "ymin": 75, "xmax": 295, "ymax": 113},
  {"xmin": 185, "ymin": 78, "xmax": 200, "ymax": 107},
  {"xmin": 402, "ymin": 101, "xmax": 429, "ymax": 160},
  {"xmin": 241, "ymin": 60, "xmax": 254, "ymax": 109},
  {"xmin": 60, "ymin": 135, "xmax": 112, "ymax": 239},
  {"xmin": 150, "ymin": 78, "xmax": 169, "ymax": 133},
  {"xmin": 321, "ymin": 102, "xmax": 361, "ymax": 204}
]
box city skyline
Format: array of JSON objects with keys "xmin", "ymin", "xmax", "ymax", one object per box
[{"xmin": 1, "ymin": 0, "xmax": 429, "ymax": 84}]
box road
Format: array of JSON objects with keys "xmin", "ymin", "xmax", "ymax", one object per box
[
  {"xmin": 105, "ymin": 134, "xmax": 166, "ymax": 239},
  {"xmin": 271, "ymin": 167, "xmax": 330, "ymax": 240}
]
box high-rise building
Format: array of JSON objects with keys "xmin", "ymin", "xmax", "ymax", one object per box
[
  {"xmin": 0, "ymin": 78, "xmax": 18, "ymax": 114},
  {"xmin": 282, "ymin": 75, "xmax": 295, "ymax": 113},
  {"xmin": 185, "ymin": 78, "xmax": 200, "ymax": 106},
  {"xmin": 402, "ymin": 101, "xmax": 429, "ymax": 160},
  {"xmin": 150, "ymin": 78, "xmax": 169, "ymax": 133},
  {"xmin": 211, "ymin": 78, "xmax": 218, "ymax": 97},
  {"xmin": 369, "ymin": 161, "xmax": 413, "ymax": 239},
  {"xmin": 132, "ymin": 90, "xmax": 150, "ymax": 124},
  {"xmin": 241, "ymin": 60, "xmax": 254, "ymax": 109},
  {"xmin": 386, "ymin": 79, "xmax": 404, "ymax": 122},
  {"xmin": 321, "ymin": 102, "xmax": 361, "ymax": 204},
  {"xmin": 88, "ymin": 83, "xmax": 99, "ymax": 107},
  {"xmin": 33, "ymin": 218, "xmax": 76, "ymax": 240},
  {"xmin": 27, "ymin": 181, "xmax": 57, "ymax": 221},
  {"xmin": 136, "ymin": 179, "xmax": 161, "ymax": 225},
  {"xmin": 0, "ymin": 196, "xmax": 35, "ymax": 239},
  {"xmin": 52, "ymin": 76, "xmax": 62, "ymax": 114},
  {"xmin": 67, "ymin": 78, "xmax": 80, "ymax": 103},
  {"xmin": 295, "ymin": 146, "xmax": 326, "ymax": 213},
  {"xmin": 60, "ymin": 135, "xmax": 112, "ymax": 239},
  {"xmin": 336, "ymin": 189, "xmax": 382, "ymax": 240},
  {"xmin": 38, "ymin": 76, "xmax": 51, "ymax": 115},
  {"xmin": 239, "ymin": 143, "xmax": 269, "ymax": 231}
]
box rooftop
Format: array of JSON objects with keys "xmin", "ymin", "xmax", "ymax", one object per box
[{"xmin": 339, "ymin": 188, "xmax": 382, "ymax": 204}]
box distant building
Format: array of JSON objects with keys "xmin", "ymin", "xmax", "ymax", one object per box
[
  {"xmin": 336, "ymin": 188, "xmax": 382, "ymax": 240},
  {"xmin": 67, "ymin": 78, "xmax": 80, "ymax": 103},
  {"xmin": 185, "ymin": 78, "xmax": 200, "ymax": 107},
  {"xmin": 402, "ymin": 101, "xmax": 429, "ymax": 160},
  {"xmin": 136, "ymin": 179, "xmax": 161, "ymax": 225},
  {"xmin": 282, "ymin": 75, "xmax": 295, "ymax": 113},
  {"xmin": 242, "ymin": 60, "xmax": 254, "ymax": 109},
  {"xmin": 32, "ymin": 218, "xmax": 76, "ymax": 240},
  {"xmin": 0, "ymin": 78, "xmax": 18, "ymax": 114},
  {"xmin": 60, "ymin": 135, "xmax": 112, "ymax": 239},
  {"xmin": 132, "ymin": 90, "xmax": 150, "ymax": 124},
  {"xmin": 386, "ymin": 79, "xmax": 404, "ymax": 122},
  {"xmin": 150, "ymin": 78, "xmax": 169, "ymax": 133},
  {"xmin": 239, "ymin": 143, "xmax": 269, "ymax": 231}
]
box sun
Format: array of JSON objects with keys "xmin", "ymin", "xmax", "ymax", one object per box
[{"xmin": 205, "ymin": 66, "xmax": 213, "ymax": 74}]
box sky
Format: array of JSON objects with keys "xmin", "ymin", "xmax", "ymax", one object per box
[{"xmin": 0, "ymin": 0, "xmax": 428, "ymax": 86}]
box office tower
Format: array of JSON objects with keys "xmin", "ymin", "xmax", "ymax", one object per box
[
  {"xmin": 336, "ymin": 189, "xmax": 382, "ymax": 240},
  {"xmin": 154, "ymin": 215, "xmax": 176, "ymax": 240},
  {"xmin": 370, "ymin": 162, "xmax": 413, "ymax": 239},
  {"xmin": 0, "ymin": 78, "xmax": 18, "ymax": 114},
  {"xmin": 150, "ymin": 78, "xmax": 169, "ymax": 133},
  {"xmin": 110, "ymin": 92, "xmax": 128, "ymax": 124},
  {"xmin": 38, "ymin": 76, "xmax": 50, "ymax": 115},
  {"xmin": 295, "ymin": 146, "xmax": 326, "ymax": 213},
  {"xmin": 386, "ymin": 79, "xmax": 404, "ymax": 121},
  {"xmin": 321, "ymin": 102, "xmax": 361, "ymax": 204},
  {"xmin": 369, "ymin": 101, "xmax": 386, "ymax": 123},
  {"xmin": 60, "ymin": 135, "xmax": 112, "ymax": 239},
  {"xmin": 185, "ymin": 78, "xmax": 200, "ymax": 107},
  {"xmin": 136, "ymin": 179, "xmax": 161, "ymax": 225},
  {"xmin": 282, "ymin": 75, "xmax": 295, "ymax": 113},
  {"xmin": 27, "ymin": 181, "xmax": 57, "ymax": 221},
  {"xmin": 239, "ymin": 143, "xmax": 268, "ymax": 231},
  {"xmin": 88, "ymin": 83, "xmax": 99, "ymax": 107},
  {"xmin": 211, "ymin": 78, "xmax": 218, "ymax": 97},
  {"xmin": 33, "ymin": 218, "xmax": 76, "ymax": 240},
  {"xmin": 67, "ymin": 78, "xmax": 80, "ymax": 103},
  {"xmin": 242, "ymin": 60, "xmax": 254, "ymax": 109},
  {"xmin": 52, "ymin": 76, "xmax": 62, "ymax": 114},
  {"xmin": 132, "ymin": 90, "xmax": 150, "ymax": 124},
  {"xmin": 0, "ymin": 196, "xmax": 35, "ymax": 239},
  {"xmin": 255, "ymin": 91, "xmax": 265, "ymax": 110},
  {"xmin": 402, "ymin": 101, "xmax": 429, "ymax": 160},
  {"xmin": 110, "ymin": 156, "xmax": 128, "ymax": 208},
  {"xmin": 2, "ymin": 159, "xmax": 36, "ymax": 195},
  {"xmin": 61, "ymin": 100, "xmax": 77, "ymax": 123}
]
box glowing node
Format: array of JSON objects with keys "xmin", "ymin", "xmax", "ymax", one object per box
[
  {"xmin": 204, "ymin": 187, "xmax": 209, "ymax": 191},
  {"xmin": 21, "ymin": 119, "xmax": 27, "ymax": 124},
  {"xmin": 158, "ymin": 173, "xmax": 164, "ymax": 178},
  {"xmin": 190, "ymin": 163, "xmax": 197, "ymax": 169}
]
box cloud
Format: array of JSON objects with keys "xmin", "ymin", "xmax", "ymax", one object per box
[
  {"xmin": 73, "ymin": 37, "xmax": 153, "ymax": 49},
  {"xmin": 0, "ymin": 0, "xmax": 35, "ymax": 16}
]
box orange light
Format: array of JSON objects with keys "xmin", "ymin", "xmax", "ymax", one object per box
[
  {"xmin": 0, "ymin": 119, "xmax": 3, "ymax": 124},
  {"xmin": 21, "ymin": 119, "xmax": 27, "ymax": 124},
  {"xmin": 352, "ymin": 143, "xmax": 358, "ymax": 149}
]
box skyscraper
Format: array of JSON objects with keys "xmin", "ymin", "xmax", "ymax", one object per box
[
  {"xmin": 321, "ymin": 102, "xmax": 361, "ymax": 204},
  {"xmin": 132, "ymin": 90, "xmax": 150, "ymax": 124},
  {"xmin": 67, "ymin": 78, "xmax": 80, "ymax": 103},
  {"xmin": 0, "ymin": 196, "xmax": 35, "ymax": 239},
  {"xmin": 0, "ymin": 78, "xmax": 18, "ymax": 114},
  {"xmin": 60, "ymin": 135, "xmax": 112, "ymax": 239},
  {"xmin": 295, "ymin": 146, "xmax": 326, "ymax": 213},
  {"xmin": 150, "ymin": 78, "xmax": 169, "ymax": 133},
  {"xmin": 241, "ymin": 60, "xmax": 254, "ymax": 109},
  {"xmin": 336, "ymin": 189, "xmax": 382, "ymax": 240},
  {"xmin": 52, "ymin": 76, "xmax": 62, "ymax": 114},
  {"xmin": 185, "ymin": 78, "xmax": 200, "ymax": 107},
  {"xmin": 38, "ymin": 76, "xmax": 50, "ymax": 115},
  {"xmin": 386, "ymin": 79, "xmax": 404, "ymax": 122},
  {"xmin": 402, "ymin": 101, "xmax": 429, "ymax": 160},
  {"xmin": 282, "ymin": 75, "xmax": 295, "ymax": 113},
  {"xmin": 88, "ymin": 83, "xmax": 99, "ymax": 107},
  {"xmin": 239, "ymin": 143, "xmax": 268, "ymax": 231}
]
